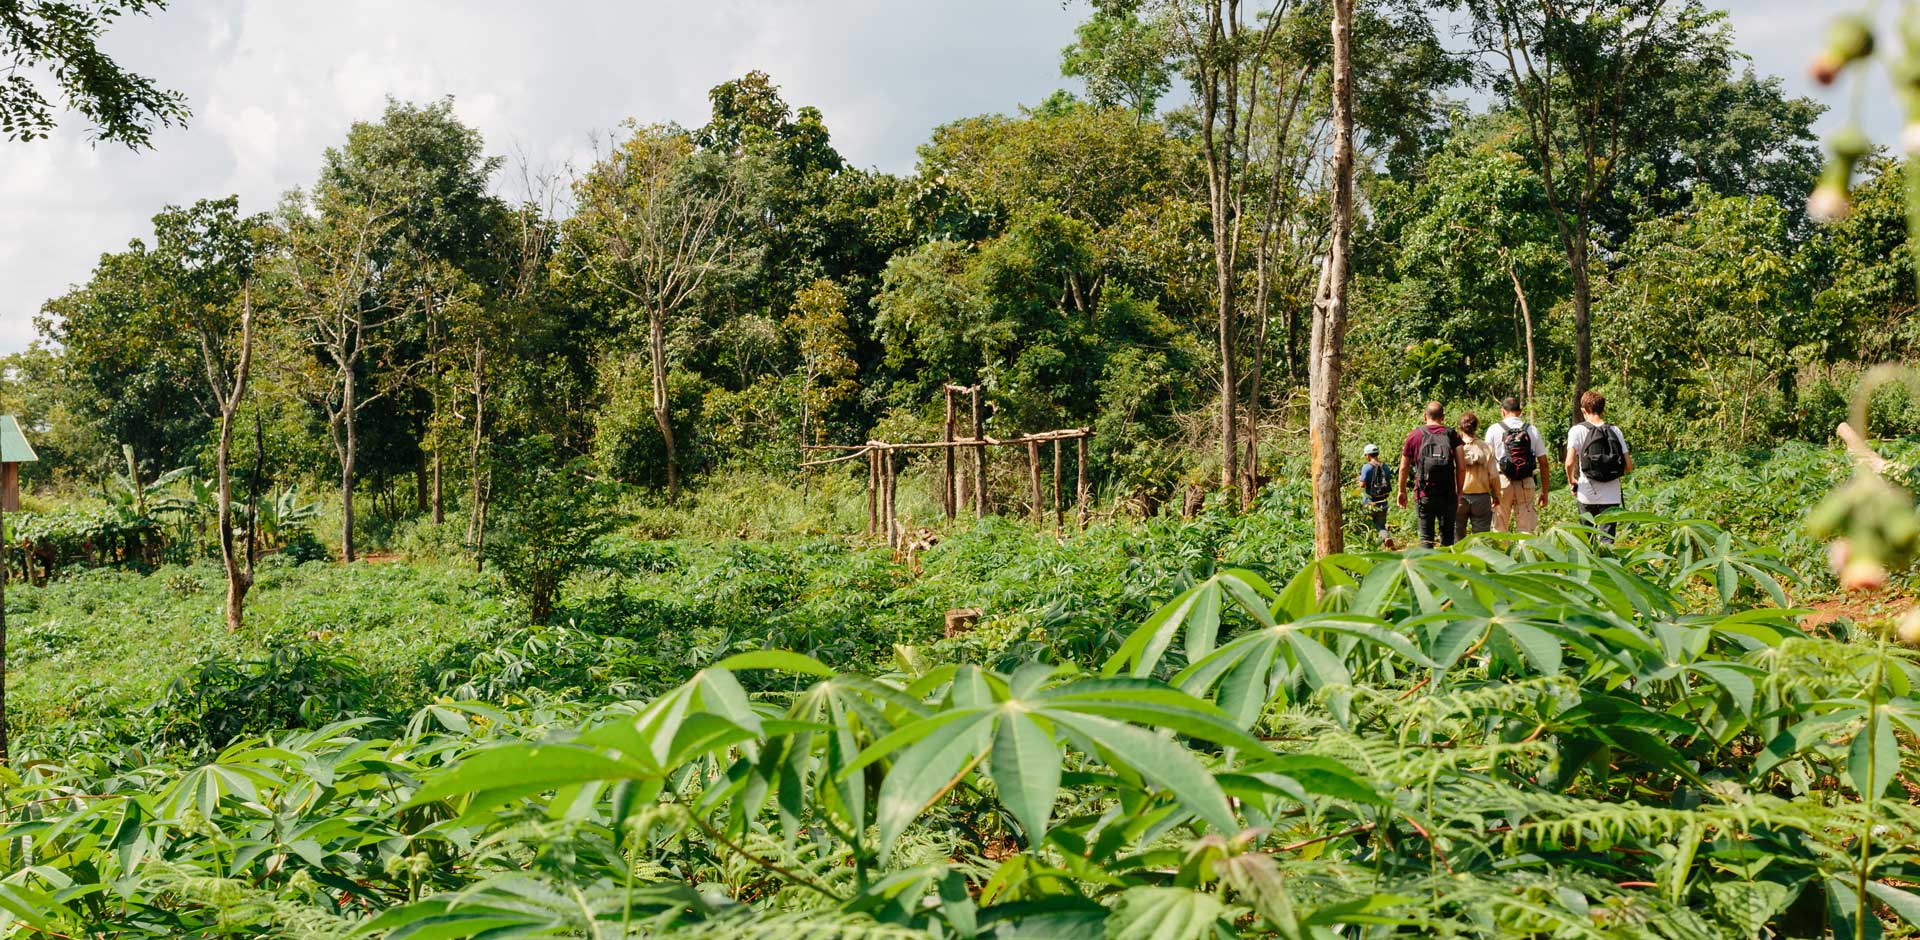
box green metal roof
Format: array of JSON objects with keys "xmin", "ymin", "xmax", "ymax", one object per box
[{"xmin": 0, "ymin": 416, "xmax": 37, "ymax": 463}]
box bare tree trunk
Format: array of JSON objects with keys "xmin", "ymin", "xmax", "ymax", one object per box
[
  {"xmin": 649, "ymin": 309, "xmax": 679, "ymax": 499},
  {"xmin": 971, "ymin": 388, "xmax": 985, "ymax": 518},
  {"xmin": 884, "ymin": 448, "xmax": 898, "ymax": 549},
  {"xmin": 338, "ymin": 368, "xmax": 359, "ymax": 563},
  {"xmin": 867, "ymin": 447, "xmax": 879, "ymax": 537},
  {"xmin": 248, "ymin": 410, "xmax": 263, "ymax": 577},
  {"xmin": 1077, "ymin": 435, "xmax": 1090, "ymax": 530},
  {"xmin": 415, "ymin": 454, "xmax": 429, "ymax": 515},
  {"xmin": 1308, "ymin": 0, "xmax": 1355, "ymax": 559},
  {"xmin": 1243, "ymin": 66, "xmax": 1308, "ymax": 509},
  {"xmin": 1508, "ymin": 263, "xmax": 1537, "ymax": 410},
  {"xmin": 1028, "ymin": 440, "xmax": 1042, "ymax": 525},
  {"xmin": 1052, "ymin": 438, "xmax": 1063, "ymax": 535},
  {"xmin": 1196, "ymin": 1, "xmax": 1242, "ymax": 501},
  {"xmin": 1216, "ymin": 289, "xmax": 1240, "ymax": 500},
  {"xmin": 427, "ymin": 295, "xmax": 444, "ymax": 525},
  {"xmin": 1569, "ymin": 224, "xmax": 1593, "ymax": 427},
  {"xmin": 217, "ymin": 295, "xmax": 256, "ymax": 632},
  {"xmin": 467, "ymin": 342, "xmax": 487, "ymax": 547},
  {"xmin": 943, "ymin": 385, "xmax": 956, "ymax": 520}
]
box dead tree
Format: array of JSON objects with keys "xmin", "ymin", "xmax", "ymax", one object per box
[
  {"xmin": 562, "ymin": 126, "xmax": 743, "ymax": 500},
  {"xmin": 284, "ymin": 200, "xmax": 401, "ymax": 563},
  {"xmin": 1308, "ymin": 0, "xmax": 1355, "ymax": 558}
]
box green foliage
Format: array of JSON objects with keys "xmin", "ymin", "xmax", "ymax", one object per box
[
  {"xmin": 0, "ymin": 0, "xmax": 188, "ymax": 145},
  {"xmin": 1596, "ymin": 193, "xmax": 1824, "ymax": 446},
  {"xmin": 147, "ymin": 638, "xmax": 374, "ymax": 749},
  {"xmin": 484, "ymin": 446, "xmax": 620, "ymax": 622},
  {"xmin": 9, "ymin": 509, "xmax": 1916, "ymax": 939}
]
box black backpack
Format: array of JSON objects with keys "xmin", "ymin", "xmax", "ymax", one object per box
[
  {"xmin": 1363, "ymin": 463, "xmax": 1391, "ymax": 500},
  {"xmin": 1498, "ymin": 422, "xmax": 1537, "ymax": 481},
  {"xmin": 1578, "ymin": 422, "xmax": 1626, "ymax": 483},
  {"xmin": 1416, "ymin": 427, "xmax": 1455, "ymax": 492}
]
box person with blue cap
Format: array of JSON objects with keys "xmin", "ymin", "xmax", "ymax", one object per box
[{"xmin": 1358, "ymin": 442, "xmax": 1391, "ymax": 545}]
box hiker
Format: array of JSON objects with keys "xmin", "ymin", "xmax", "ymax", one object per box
[
  {"xmin": 1564, "ymin": 390, "xmax": 1632, "ymax": 543},
  {"xmin": 1358, "ymin": 443, "xmax": 1391, "ymax": 544},
  {"xmin": 1485, "ymin": 396, "xmax": 1550, "ymax": 533},
  {"xmin": 1454, "ymin": 412, "xmax": 1496, "ymax": 541},
  {"xmin": 1397, "ymin": 401, "xmax": 1462, "ymax": 548}
]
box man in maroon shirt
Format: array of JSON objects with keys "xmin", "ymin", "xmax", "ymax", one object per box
[{"xmin": 1397, "ymin": 400, "xmax": 1462, "ymax": 548}]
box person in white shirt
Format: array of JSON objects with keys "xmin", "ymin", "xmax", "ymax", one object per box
[
  {"xmin": 1563, "ymin": 390, "xmax": 1633, "ymax": 543},
  {"xmin": 1485, "ymin": 396, "xmax": 1550, "ymax": 533}
]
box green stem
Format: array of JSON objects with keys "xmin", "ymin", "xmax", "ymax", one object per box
[
  {"xmin": 621, "ymin": 839, "xmax": 636, "ymax": 940},
  {"xmin": 1856, "ymin": 629, "xmax": 1889, "ymax": 940},
  {"xmin": 683, "ymin": 809, "xmax": 840, "ymax": 901}
]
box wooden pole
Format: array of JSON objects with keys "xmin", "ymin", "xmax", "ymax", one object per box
[
  {"xmin": 972, "ymin": 387, "xmax": 985, "ymax": 518},
  {"xmin": 1, "ymin": 489, "xmax": 8, "ymax": 765},
  {"xmin": 1027, "ymin": 440, "xmax": 1042, "ymax": 525},
  {"xmin": 943, "ymin": 385, "xmax": 956, "ymax": 520},
  {"xmin": 1052, "ymin": 438, "xmax": 1063, "ymax": 536},
  {"xmin": 1077, "ymin": 434, "xmax": 1090, "ymax": 531},
  {"xmin": 866, "ymin": 448, "xmax": 878, "ymax": 537},
  {"xmin": 885, "ymin": 447, "xmax": 899, "ymax": 549}
]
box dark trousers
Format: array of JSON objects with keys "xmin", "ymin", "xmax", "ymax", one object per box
[
  {"xmin": 1456, "ymin": 492, "xmax": 1493, "ymax": 541},
  {"xmin": 1418, "ymin": 496, "xmax": 1457, "ymax": 548},
  {"xmin": 1581, "ymin": 502, "xmax": 1620, "ymax": 544},
  {"xmin": 1368, "ymin": 503, "xmax": 1389, "ymax": 541}
]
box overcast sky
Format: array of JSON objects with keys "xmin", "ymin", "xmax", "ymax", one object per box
[{"xmin": 0, "ymin": 1, "xmax": 1887, "ymax": 355}]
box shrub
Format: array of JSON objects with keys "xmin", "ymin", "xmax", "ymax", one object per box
[
  {"xmin": 145, "ymin": 638, "xmax": 375, "ymax": 749},
  {"xmin": 483, "ymin": 443, "xmax": 620, "ymax": 623},
  {"xmin": 278, "ymin": 528, "xmax": 329, "ymax": 564}
]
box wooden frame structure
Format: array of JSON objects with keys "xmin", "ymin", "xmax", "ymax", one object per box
[{"xmin": 799, "ymin": 384, "xmax": 1092, "ymax": 547}]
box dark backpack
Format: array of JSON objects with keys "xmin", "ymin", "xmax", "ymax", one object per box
[
  {"xmin": 1416, "ymin": 427, "xmax": 1455, "ymax": 493},
  {"xmin": 1363, "ymin": 463, "xmax": 1390, "ymax": 500},
  {"xmin": 1578, "ymin": 422, "xmax": 1626, "ymax": 483},
  {"xmin": 1498, "ymin": 422, "xmax": 1537, "ymax": 481}
]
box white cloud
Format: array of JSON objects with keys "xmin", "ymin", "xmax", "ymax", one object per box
[{"xmin": 0, "ymin": 1, "xmax": 1858, "ymax": 357}]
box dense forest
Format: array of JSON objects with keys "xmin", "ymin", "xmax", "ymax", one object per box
[
  {"xmin": 7, "ymin": 0, "xmax": 1920, "ymax": 938},
  {"xmin": 14, "ymin": 0, "xmax": 1919, "ymax": 556}
]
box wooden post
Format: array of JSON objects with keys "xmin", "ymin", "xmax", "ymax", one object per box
[
  {"xmin": 885, "ymin": 447, "xmax": 899, "ymax": 549},
  {"xmin": 866, "ymin": 448, "xmax": 878, "ymax": 537},
  {"xmin": 1027, "ymin": 440, "xmax": 1042, "ymax": 525},
  {"xmin": 1052, "ymin": 438, "xmax": 1063, "ymax": 535},
  {"xmin": 1077, "ymin": 433, "xmax": 1090, "ymax": 531},
  {"xmin": 880, "ymin": 447, "xmax": 891, "ymax": 548},
  {"xmin": 1, "ymin": 487, "xmax": 7, "ymax": 764},
  {"xmin": 971, "ymin": 387, "xmax": 985, "ymax": 518},
  {"xmin": 943, "ymin": 385, "xmax": 956, "ymax": 520}
]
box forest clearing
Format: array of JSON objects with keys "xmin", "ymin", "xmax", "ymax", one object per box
[{"xmin": 4, "ymin": 0, "xmax": 1920, "ymax": 938}]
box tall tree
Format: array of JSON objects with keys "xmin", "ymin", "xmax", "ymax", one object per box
[
  {"xmin": 1, "ymin": 0, "xmax": 187, "ymax": 146},
  {"xmin": 788, "ymin": 277, "xmax": 858, "ymax": 446},
  {"xmin": 36, "ymin": 246, "xmax": 206, "ymax": 478},
  {"xmin": 280, "ymin": 195, "xmax": 399, "ymax": 562},
  {"xmin": 150, "ymin": 197, "xmax": 269, "ymax": 630},
  {"xmin": 1163, "ymin": 0, "xmax": 1286, "ymax": 503},
  {"xmin": 1308, "ymin": 0, "xmax": 1354, "ymax": 557},
  {"xmin": 1061, "ymin": 4, "xmax": 1174, "ymax": 119},
  {"xmin": 467, "ymin": 181, "xmax": 561, "ymax": 565},
  {"xmin": 561, "ymin": 124, "xmax": 746, "ymax": 499},
  {"xmin": 317, "ymin": 98, "xmax": 503, "ymax": 522},
  {"xmin": 1463, "ymin": 0, "xmax": 1730, "ymax": 424},
  {"xmin": 1121, "ymin": 0, "xmax": 1290, "ymax": 506}
]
